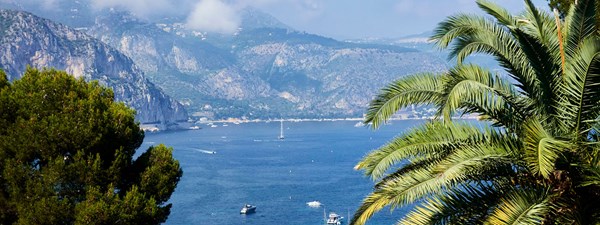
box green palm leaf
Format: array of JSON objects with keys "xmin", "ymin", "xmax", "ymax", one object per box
[
  {"xmin": 354, "ymin": 1, "xmax": 600, "ymax": 224},
  {"xmin": 522, "ymin": 119, "xmax": 571, "ymax": 179},
  {"xmin": 356, "ymin": 122, "xmax": 489, "ymax": 180},
  {"xmin": 364, "ymin": 73, "xmax": 444, "ymax": 129},
  {"xmin": 560, "ymin": 37, "xmax": 600, "ymax": 134},
  {"xmin": 565, "ymin": 0, "xmax": 598, "ymax": 57},
  {"xmin": 353, "ymin": 125, "xmax": 521, "ymax": 225},
  {"xmin": 438, "ymin": 64, "xmax": 522, "ymax": 127},
  {"xmin": 485, "ymin": 187, "xmax": 551, "ymax": 225},
  {"xmin": 432, "ymin": 14, "xmax": 541, "ymax": 105},
  {"xmin": 398, "ymin": 184, "xmax": 502, "ymax": 225},
  {"xmin": 476, "ymin": 0, "xmax": 518, "ymax": 27}
]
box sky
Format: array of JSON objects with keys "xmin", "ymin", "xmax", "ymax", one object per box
[{"xmin": 14, "ymin": 0, "xmax": 550, "ymax": 39}]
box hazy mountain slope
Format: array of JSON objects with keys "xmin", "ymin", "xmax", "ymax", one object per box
[
  {"xmin": 1, "ymin": 3, "xmax": 450, "ymax": 120},
  {"xmin": 87, "ymin": 14, "xmax": 448, "ymax": 119},
  {"xmin": 0, "ymin": 10, "xmax": 187, "ymax": 127}
]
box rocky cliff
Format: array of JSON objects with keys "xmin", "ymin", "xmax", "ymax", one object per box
[
  {"xmin": 0, "ymin": 10, "xmax": 187, "ymax": 128},
  {"xmin": 0, "ymin": 3, "xmax": 450, "ymax": 120},
  {"xmin": 86, "ymin": 12, "xmax": 448, "ymax": 119}
]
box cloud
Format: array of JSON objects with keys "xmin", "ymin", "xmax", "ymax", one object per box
[
  {"xmin": 394, "ymin": 0, "xmax": 477, "ymax": 18},
  {"xmin": 40, "ymin": 0, "xmax": 59, "ymax": 10},
  {"xmin": 185, "ymin": 0, "xmax": 241, "ymax": 34},
  {"xmin": 89, "ymin": 0, "xmax": 182, "ymax": 18},
  {"xmin": 88, "ymin": 0, "xmax": 243, "ymax": 33},
  {"xmin": 1, "ymin": 0, "xmax": 61, "ymax": 10}
]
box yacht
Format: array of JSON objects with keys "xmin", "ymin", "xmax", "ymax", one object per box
[
  {"xmin": 278, "ymin": 120, "xmax": 285, "ymax": 139},
  {"xmin": 306, "ymin": 201, "xmax": 322, "ymax": 208},
  {"xmin": 240, "ymin": 204, "xmax": 256, "ymax": 214},
  {"xmin": 326, "ymin": 212, "xmax": 343, "ymax": 225}
]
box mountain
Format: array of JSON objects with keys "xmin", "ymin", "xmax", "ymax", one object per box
[
  {"xmin": 0, "ymin": 4, "xmax": 451, "ymax": 120},
  {"xmin": 84, "ymin": 11, "xmax": 448, "ymax": 119},
  {"xmin": 0, "ymin": 10, "xmax": 188, "ymax": 129},
  {"xmin": 347, "ymin": 32, "xmax": 503, "ymax": 72},
  {"xmin": 0, "ymin": 0, "xmax": 96, "ymax": 28}
]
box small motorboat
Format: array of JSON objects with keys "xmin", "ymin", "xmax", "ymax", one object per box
[
  {"xmin": 240, "ymin": 204, "xmax": 256, "ymax": 214},
  {"xmin": 306, "ymin": 201, "xmax": 322, "ymax": 208},
  {"xmin": 326, "ymin": 212, "xmax": 343, "ymax": 225}
]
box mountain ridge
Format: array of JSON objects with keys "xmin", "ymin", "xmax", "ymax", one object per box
[
  {"xmin": 85, "ymin": 10, "xmax": 448, "ymax": 119},
  {"xmin": 0, "ymin": 4, "xmax": 450, "ymax": 120},
  {"xmin": 0, "ymin": 9, "xmax": 188, "ymax": 129}
]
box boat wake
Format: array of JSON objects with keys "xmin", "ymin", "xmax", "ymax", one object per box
[{"xmin": 189, "ymin": 148, "xmax": 217, "ymax": 154}]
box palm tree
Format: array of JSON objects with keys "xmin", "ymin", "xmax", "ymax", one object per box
[{"xmin": 351, "ymin": 0, "xmax": 600, "ymax": 224}]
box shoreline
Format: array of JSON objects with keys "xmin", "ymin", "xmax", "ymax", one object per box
[
  {"xmin": 141, "ymin": 115, "xmax": 480, "ymax": 132},
  {"xmin": 192, "ymin": 114, "xmax": 480, "ymax": 124}
]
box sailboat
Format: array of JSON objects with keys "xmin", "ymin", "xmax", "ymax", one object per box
[{"xmin": 278, "ymin": 120, "xmax": 285, "ymax": 139}]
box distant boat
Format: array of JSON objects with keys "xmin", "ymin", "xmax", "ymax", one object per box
[
  {"xmin": 354, "ymin": 122, "xmax": 363, "ymax": 127},
  {"xmin": 278, "ymin": 120, "xmax": 285, "ymax": 139},
  {"xmin": 326, "ymin": 212, "xmax": 343, "ymax": 225},
  {"xmin": 189, "ymin": 126, "xmax": 200, "ymax": 130},
  {"xmin": 240, "ymin": 204, "xmax": 256, "ymax": 214},
  {"xmin": 306, "ymin": 201, "xmax": 322, "ymax": 208}
]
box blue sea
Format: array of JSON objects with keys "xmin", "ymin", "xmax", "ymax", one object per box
[{"xmin": 140, "ymin": 120, "xmax": 425, "ymax": 225}]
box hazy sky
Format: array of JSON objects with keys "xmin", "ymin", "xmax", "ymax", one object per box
[
  {"xmin": 250, "ymin": 0, "xmax": 549, "ymax": 39},
  {"xmin": 24, "ymin": 0, "xmax": 550, "ymax": 39}
]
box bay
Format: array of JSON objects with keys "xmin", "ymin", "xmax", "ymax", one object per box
[{"xmin": 140, "ymin": 120, "xmax": 425, "ymax": 225}]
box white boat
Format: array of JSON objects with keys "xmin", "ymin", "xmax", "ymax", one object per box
[
  {"xmin": 278, "ymin": 120, "xmax": 285, "ymax": 139},
  {"xmin": 326, "ymin": 212, "xmax": 343, "ymax": 225},
  {"xmin": 240, "ymin": 204, "xmax": 256, "ymax": 214},
  {"xmin": 354, "ymin": 122, "xmax": 363, "ymax": 127},
  {"xmin": 189, "ymin": 126, "xmax": 200, "ymax": 130},
  {"xmin": 306, "ymin": 201, "xmax": 322, "ymax": 208}
]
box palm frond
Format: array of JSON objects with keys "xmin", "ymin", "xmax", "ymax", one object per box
[
  {"xmin": 565, "ymin": 0, "xmax": 598, "ymax": 57},
  {"xmin": 432, "ymin": 14, "xmax": 540, "ymax": 102},
  {"xmin": 351, "ymin": 167, "xmax": 436, "ymax": 225},
  {"xmin": 523, "ymin": 119, "xmax": 570, "ymax": 179},
  {"xmin": 512, "ymin": 28, "xmax": 562, "ymax": 126},
  {"xmin": 353, "ymin": 148, "xmax": 511, "ymax": 225},
  {"xmin": 398, "ymin": 184, "xmax": 501, "ymax": 225},
  {"xmin": 560, "ymin": 37, "xmax": 600, "ymax": 135},
  {"xmin": 355, "ymin": 122, "xmax": 482, "ymax": 180},
  {"xmin": 476, "ymin": 0, "xmax": 518, "ymax": 27},
  {"xmin": 364, "ymin": 73, "xmax": 444, "ymax": 129},
  {"xmin": 485, "ymin": 187, "xmax": 551, "ymax": 225},
  {"xmin": 438, "ymin": 64, "xmax": 523, "ymax": 126},
  {"xmin": 353, "ymin": 127, "xmax": 521, "ymax": 225},
  {"xmin": 519, "ymin": 0, "xmax": 559, "ymax": 48}
]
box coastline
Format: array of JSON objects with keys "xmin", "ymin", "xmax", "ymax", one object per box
[
  {"xmin": 192, "ymin": 113, "xmax": 480, "ymax": 124},
  {"xmin": 141, "ymin": 114, "xmax": 480, "ymax": 132}
]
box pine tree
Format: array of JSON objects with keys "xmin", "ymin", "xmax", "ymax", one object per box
[{"xmin": 0, "ymin": 68, "xmax": 182, "ymax": 224}]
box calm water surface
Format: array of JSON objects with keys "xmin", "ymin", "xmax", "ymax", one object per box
[{"xmin": 140, "ymin": 120, "xmax": 425, "ymax": 225}]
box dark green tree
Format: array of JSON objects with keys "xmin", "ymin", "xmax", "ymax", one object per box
[
  {"xmin": 548, "ymin": 0, "xmax": 573, "ymax": 15},
  {"xmin": 0, "ymin": 68, "xmax": 182, "ymax": 224},
  {"xmin": 352, "ymin": 0, "xmax": 600, "ymax": 224},
  {"xmin": 548, "ymin": 0, "xmax": 600, "ymax": 28}
]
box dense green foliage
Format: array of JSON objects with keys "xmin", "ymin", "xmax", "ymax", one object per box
[
  {"xmin": 352, "ymin": 0, "xmax": 600, "ymax": 224},
  {"xmin": 548, "ymin": 0, "xmax": 574, "ymax": 15},
  {"xmin": 0, "ymin": 68, "xmax": 182, "ymax": 224}
]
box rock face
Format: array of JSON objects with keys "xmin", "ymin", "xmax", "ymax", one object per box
[
  {"xmin": 0, "ymin": 2, "xmax": 450, "ymax": 120},
  {"xmin": 0, "ymin": 10, "xmax": 187, "ymax": 128},
  {"xmin": 86, "ymin": 12, "xmax": 448, "ymax": 119}
]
